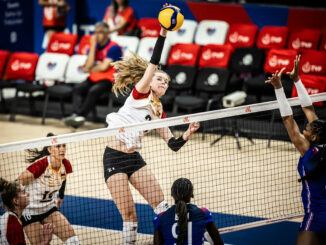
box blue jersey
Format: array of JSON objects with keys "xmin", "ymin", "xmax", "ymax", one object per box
[
  {"xmin": 297, "ymin": 145, "xmax": 326, "ymax": 213},
  {"xmin": 153, "ymin": 204, "xmax": 213, "ymax": 245}
]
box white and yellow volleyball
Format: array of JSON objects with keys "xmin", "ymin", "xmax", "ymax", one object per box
[{"xmin": 158, "ymin": 5, "xmax": 184, "ymax": 31}]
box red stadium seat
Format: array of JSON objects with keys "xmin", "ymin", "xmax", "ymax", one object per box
[
  {"xmin": 6, "ymin": 52, "xmax": 39, "ymax": 81},
  {"xmin": 0, "ymin": 50, "xmax": 10, "ymax": 79},
  {"xmin": 167, "ymin": 43, "xmax": 201, "ymax": 67},
  {"xmin": 77, "ymin": 35, "xmax": 91, "ymax": 55},
  {"xmin": 137, "ymin": 18, "xmax": 160, "ymax": 38},
  {"xmin": 320, "ymin": 32, "xmax": 326, "ymax": 51},
  {"xmin": 256, "ymin": 26, "xmax": 288, "ymax": 50},
  {"xmin": 46, "ymin": 33, "xmax": 78, "ymax": 56},
  {"xmin": 226, "ymin": 23, "xmax": 258, "ymax": 48},
  {"xmin": 300, "ymin": 50, "xmax": 326, "ymax": 76},
  {"xmin": 292, "ymin": 74, "xmax": 326, "ymax": 106},
  {"xmin": 287, "ymin": 28, "xmax": 321, "ymax": 51},
  {"xmin": 264, "ymin": 48, "xmax": 298, "ymax": 74},
  {"xmin": 198, "ymin": 44, "xmax": 233, "ymax": 69}
]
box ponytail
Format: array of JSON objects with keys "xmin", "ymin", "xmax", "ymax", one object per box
[
  {"xmin": 175, "ymin": 200, "xmax": 188, "ymax": 245},
  {"xmin": 26, "ymin": 133, "xmax": 55, "ymax": 163}
]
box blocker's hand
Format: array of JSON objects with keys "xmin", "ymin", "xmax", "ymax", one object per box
[
  {"xmin": 265, "ymin": 67, "xmax": 285, "ymax": 90},
  {"xmin": 183, "ymin": 122, "xmax": 200, "ymax": 140}
]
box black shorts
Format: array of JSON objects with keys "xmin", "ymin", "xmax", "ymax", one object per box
[
  {"xmin": 44, "ymin": 26, "xmax": 66, "ymax": 32},
  {"xmin": 21, "ymin": 207, "xmax": 58, "ymax": 227},
  {"xmin": 103, "ymin": 147, "xmax": 147, "ymax": 182}
]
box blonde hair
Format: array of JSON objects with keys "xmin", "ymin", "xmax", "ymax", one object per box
[{"xmin": 112, "ymin": 52, "xmax": 169, "ymax": 96}]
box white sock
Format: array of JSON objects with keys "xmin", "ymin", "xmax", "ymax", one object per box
[
  {"xmin": 123, "ymin": 222, "xmax": 137, "ymax": 245},
  {"xmin": 65, "ymin": 236, "xmax": 80, "ymax": 245},
  {"xmin": 154, "ymin": 200, "xmax": 169, "ymax": 214},
  {"xmin": 204, "ymin": 231, "xmax": 214, "ymax": 245}
]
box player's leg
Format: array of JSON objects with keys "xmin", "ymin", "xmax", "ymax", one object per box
[
  {"xmin": 107, "ymin": 173, "xmax": 138, "ymax": 244},
  {"xmin": 129, "ymin": 165, "xmax": 168, "ymax": 214},
  {"xmin": 43, "ymin": 211, "xmax": 79, "ymax": 244},
  {"xmin": 296, "ymin": 231, "xmax": 322, "ymax": 245},
  {"xmin": 23, "ymin": 222, "xmax": 44, "ymax": 244}
]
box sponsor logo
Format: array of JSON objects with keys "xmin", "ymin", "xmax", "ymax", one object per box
[
  {"xmin": 229, "ymin": 32, "xmax": 250, "ymax": 44},
  {"xmin": 171, "ymin": 49, "xmax": 193, "ymax": 60},
  {"xmin": 302, "ymin": 61, "xmax": 323, "ymax": 74},
  {"xmin": 51, "ymin": 40, "xmax": 71, "ymax": 51},
  {"xmin": 268, "ymin": 55, "xmax": 290, "ymax": 67},
  {"xmin": 11, "ymin": 60, "xmax": 32, "ymax": 71},
  {"xmin": 206, "ymin": 27, "xmax": 216, "ymax": 35},
  {"xmin": 142, "ymin": 27, "xmax": 158, "ymax": 37},
  {"xmin": 292, "ymin": 38, "xmax": 313, "ymax": 49},
  {"xmin": 202, "ymin": 49, "xmax": 225, "ymax": 60},
  {"xmin": 261, "ymin": 33, "xmax": 283, "ymax": 45}
]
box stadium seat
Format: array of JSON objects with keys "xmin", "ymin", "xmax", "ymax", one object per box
[
  {"xmin": 111, "ymin": 35, "xmax": 140, "ymax": 57},
  {"xmin": 6, "ymin": 52, "xmax": 40, "ymax": 121},
  {"xmin": 0, "ymin": 50, "xmax": 11, "ymax": 111},
  {"xmin": 299, "ymin": 50, "xmax": 326, "ymax": 76},
  {"xmin": 167, "ymin": 19, "xmax": 198, "ymax": 45},
  {"xmin": 77, "ymin": 35, "xmax": 92, "ymax": 55},
  {"xmin": 198, "ymin": 44, "xmax": 233, "ymax": 69},
  {"xmin": 167, "ymin": 43, "xmax": 201, "ymax": 67},
  {"xmin": 287, "ymin": 28, "xmax": 321, "ymax": 51},
  {"xmin": 46, "ymin": 33, "xmax": 78, "ymax": 56},
  {"xmin": 137, "ymin": 37, "xmax": 171, "ymax": 65},
  {"xmin": 256, "ymin": 26, "xmax": 288, "ymax": 50},
  {"xmin": 137, "ymin": 18, "xmax": 161, "ymax": 38},
  {"xmin": 226, "ymin": 23, "xmax": 258, "ymax": 48},
  {"xmin": 320, "ymin": 32, "xmax": 326, "ymax": 51},
  {"xmin": 194, "ymin": 20, "xmax": 229, "ymax": 46}
]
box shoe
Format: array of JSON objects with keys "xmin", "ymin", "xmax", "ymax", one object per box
[
  {"xmin": 70, "ymin": 116, "xmax": 86, "ymax": 128},
  {"xmin": 63, "ymin": 114, "xmax": 77, "ymax": 126}
]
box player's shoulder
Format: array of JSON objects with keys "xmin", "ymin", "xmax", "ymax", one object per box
[
  {"xmin": 62, "ymin": 158, "xmax": 73, "ymax": 174},
  {"xmin": 131, "ymin": 87, "xmax": 151, "ymax": 100}
]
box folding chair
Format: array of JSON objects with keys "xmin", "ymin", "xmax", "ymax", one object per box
[
  {"xmin": 167, "ymin": 19, "xmax": 198, "ymax": 45},
  {"xmin": 226, "ymin": 23, "xmax": 258, "ymax": 48},
  {"xmin": 194, "ymin": 20, "xmax": 229, "ymax": 46},
  {"xmin": 287, "ymin": 28, "xmax": 321, "ymax": 51}
]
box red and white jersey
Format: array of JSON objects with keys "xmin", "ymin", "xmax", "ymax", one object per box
[
  {"xmin": 106, "ymin": 88, "xmax": 166, "ymax": 151},
  {"xmin": 0, "ymin": 211, "xmax": 26, "ymax": 245},
  {"xmin": 22, "ymin": 156, "xmax": 72, "ymax": 216}
]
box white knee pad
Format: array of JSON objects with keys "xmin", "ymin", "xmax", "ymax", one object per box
[
  {"xmin": 123, "ymin": 222, "xmax": 137, "ymax": 245},
  {"xmin": 65, "ymin": 236, "xmax": 80, "ymax": 245},
  {"xmin": 154, "ymin": 200, "xmax": 169, "ymax": 214}
]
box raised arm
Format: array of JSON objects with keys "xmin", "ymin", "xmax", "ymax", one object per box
[
  {"xmin": 265, "ymin": 68, "xmax": 310, "ymax": 156},
  {"xmin": 135, "ymin": 27, "xmax": 167, "ymax": 93},
  {"xmin": 206, "ymin": 221, "xmax": 224, "ymax": 245},
  {"xmin": 286, "ymin": 54, "xmax": 318, "ymax": 123}
]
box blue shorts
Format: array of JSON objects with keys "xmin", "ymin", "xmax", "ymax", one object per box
[{"xmin": 299, "ymin": 211, "xmax": 326, "ymax": 236}]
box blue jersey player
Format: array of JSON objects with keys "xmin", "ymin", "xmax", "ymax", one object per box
[
  {"xmin": 153, "ymin": 178, "xmax": 224, "ymax": 245},
  {"xmin": 266, "ymin": 54, "xmax": 326, "ymax": 245}
]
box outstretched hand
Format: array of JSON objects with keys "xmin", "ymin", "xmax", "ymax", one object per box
[
  {"xmin": 286, "ymin": 54, "xmax": 301, "ymax": 82},
  {"xmin": 265, "ymin": 67, "xmax": 285, "ymax": 89},
  {"xmin": 43, "ymin": 223, "xmax": 54, "ymax": 245},
  {"xmin": 183, "ymin": 122, "xmax": 200, "ymax": 140}
]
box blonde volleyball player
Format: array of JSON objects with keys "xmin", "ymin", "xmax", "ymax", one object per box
[
  {"xmin": 17, "ymin": 133, "xmax": 80, "ymax": 245},
  {"xmin": 103, "ymin": 23, "xmax": 200, "ymax": 244},
  {"xmin": 266, "ymin": 55, "xmax": 326, "ymax": 245}
]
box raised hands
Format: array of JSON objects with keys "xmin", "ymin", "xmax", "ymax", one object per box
[
  {"xmin": 286, "ymin": 54, "xmax": 301, "ymax": 83},
  {"xmin": 183, "ymin": 122, "xmax": 200, "ymax": 141},
  {"xmin": 265, "ymin": 67, "xmax": 285, "ymax": 89}
]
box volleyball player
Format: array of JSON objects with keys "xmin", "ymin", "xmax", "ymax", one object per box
[
  {"xmin": 0, "ymin": 177, "xmax": 54, "ymax": 245},
  {"xmin": 103, "ymin": 18, "xmax": 200, "ymax": 244},
  {"xmin": 153, "ymin": 178, "xmax": 224, "ymax": 245},
  {"xmin": 266, "ymin": 55, "xmax": 326, "ymax": 245},
  {"xmin": 17, "ymin": 133, "xmax": 80, "ymax": 245}
]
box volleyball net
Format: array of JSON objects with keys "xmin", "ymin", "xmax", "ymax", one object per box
[{"xmin": 1, "ymin": 93, "xmax": 326, "ymax": 244}]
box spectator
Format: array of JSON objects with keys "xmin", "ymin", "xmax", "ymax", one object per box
[
  {"xmin": 39, "ymin": 0, "xmax": 70, "ymax": 48},
  {"xmin": 64, "ymin": 22, "xmax": 122, "ymax": 128},
  {"xmin": 103, "ymin": 0, "xmax": 138, "ymax": 36}
]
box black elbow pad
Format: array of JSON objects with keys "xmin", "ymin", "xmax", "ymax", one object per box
[{"xmin": 168, "ymin": 136, "xmax": 187, "ymax": 152}]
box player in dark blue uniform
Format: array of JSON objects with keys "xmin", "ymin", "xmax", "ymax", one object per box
[
  {"xmin": 266, "ymin": 54, "xmax": 326, "ymax": 245},
  {"xmin": 153, "ymin": 178, "xmax": 224, "ymax": 245}
]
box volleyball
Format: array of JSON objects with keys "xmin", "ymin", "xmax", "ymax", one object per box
[{"xmin": 158, "ymin": 5, "xmax": 184, "ymax": 31}]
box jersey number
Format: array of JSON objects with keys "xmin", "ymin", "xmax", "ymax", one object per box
[
  {"xmin": 171, "ymin": 221, "xmax": 193, "ymax": 244},
  {"xmin": 40, "ymin": 190, "xmax": 57, "ymax": 203}
]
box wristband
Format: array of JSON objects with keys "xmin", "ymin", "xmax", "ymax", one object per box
[
  {"xmin": 150, "ymin": 35, "xmax": 166, "ymax": 65},
  {"xmin": 275, "ymin": 87, "xmax": 293, "ymax": 117},
  {"xmin": 58, "ymin": 180, "xmax": 66, "ymax": 199},
  {"xmin": 168, "ymin": 136, "xmax": 187, "ymax": 152},
  {"xmin": 295, "ymin": 78, "xmax": 312, "ymax": 107}
]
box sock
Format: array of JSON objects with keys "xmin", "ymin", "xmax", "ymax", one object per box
[
  {"xmin": 123, "ymin": 222, "xmax": 137, "ymax": 245},
  {"xmin": 65, "ymin": 236, "xmax": 80, "ymax": 245},
  {"xmin": 154, "ymin": 200, "xmax": 169, "ymax": 214},
  {"xmin": 204, "ymin": 231, "xmax": 214, "ymax": 245}
]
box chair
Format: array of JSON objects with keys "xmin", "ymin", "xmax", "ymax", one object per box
[
  {"xmin": 299, "ymin": 50, "xmax": 326, "ymax": 76},
  {"xmin": 256, "ymin": 26, "xmax": 288, "ymax": 51},
  {"xmin": 77, "ymin": 35, "xmax": 92, "ymax": 55},
  {"xmin": 6, "ymin": 52, "xmax": 40, "ymax": 121},
  {"xmin": 41, "ymin": 54, "xmax": 88, "ymax": 124},
  {"xmin": 111, "ymin": 35, "xmax": 140, "ymax": 57},
  {"xmin": 226, "ymin": 23, "xmax": 258, "ymax": 48},
  {"xmin": 167, "ymin": 19, "xmax": 198, "ymax": 45},
  {"xmin": 137, "ymin": 37, "xmax": 172, "ymax": 65},
  {"xmin": 46, "ymin": 33, "xmax": 78, "ymax": 56},
  {"xmin": 320, "ymin": 32, "xmax": 326, "ymax": 51},
  {"xmin": 198, "ymin": 44, "xmax": 233, "ymax": 69},
  {"xmin": 137, "ymin": 18, "xmax": 161, "ymax": 38},
  {"xmin": 287, "ymin": 28, "xmax": 321, "ymax": 51},
  {"xmin": 0, "ymin": 50, "xmax": 11, "ymax": 111},
  {"xmin": 194, "ymin": 20, "xmax": 229, "ymax": 45}
]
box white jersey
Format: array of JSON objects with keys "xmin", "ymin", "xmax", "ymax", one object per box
[
  {"xmin": 0, "ymin": 211, "xmax": 26, "ymax": 245},
  {"xmin": 106, "ymin": 88, "xmax": 166, "ymax": 151},
  {"xmin": 22, "ymin": 156, "xmax": 72, "ymax": 216}
]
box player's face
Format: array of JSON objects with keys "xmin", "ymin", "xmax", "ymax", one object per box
[
  {"xmin": 16, "ymin": 185, "xmax": 29, "ymax": 209},
  {"xmin": 303, "ymin": 123, "xmax": 317, "ymax": 142},
  {"xmin": 151, "ymin": 72, "xmax": 170, "ymax": 98},
  {"xmin": 49, "ymin": 144, "xmax": 66, "ymax": 161}
]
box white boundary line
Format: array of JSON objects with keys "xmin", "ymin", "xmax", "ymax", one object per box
[{"xmin": 1, "ymin": 93, "xmax": 326, "ymax": 153}]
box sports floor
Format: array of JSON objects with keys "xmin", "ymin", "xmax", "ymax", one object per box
[{"xmin": 0, "ymin": 114, "xmax": 303, "ymax": 245}]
